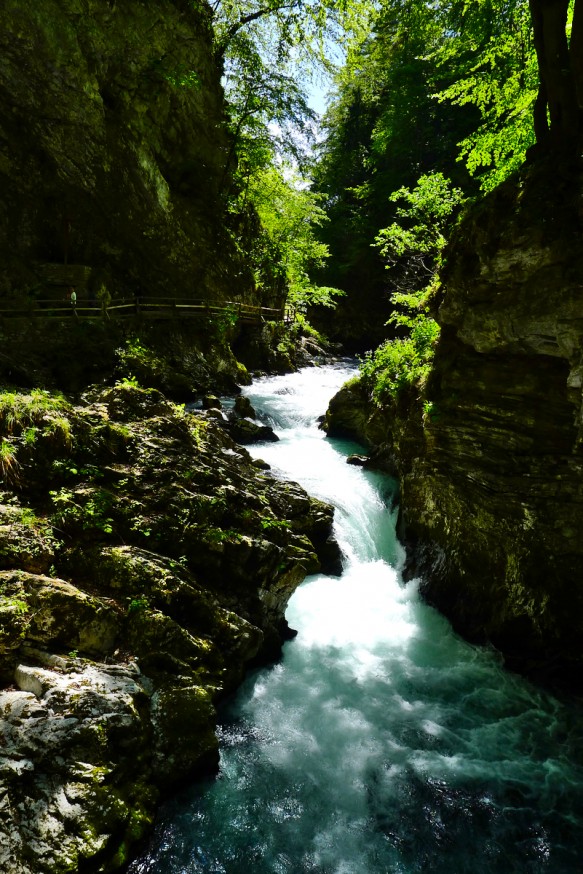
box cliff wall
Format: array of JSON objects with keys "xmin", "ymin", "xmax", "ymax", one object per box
[
  {"xmin": 0, "ymin": 0, "xmax": 252, "ymax": 302},
  {"xmin": 325, "ymin": 157, "xmax": 583, "ymax": 686}
]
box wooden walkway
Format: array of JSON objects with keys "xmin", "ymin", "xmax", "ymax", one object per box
[{"xmin": 0, "ymin": 297, "xmax": 290, "ymax": 324}]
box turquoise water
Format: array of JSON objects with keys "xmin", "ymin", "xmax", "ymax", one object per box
[{"xmin": 129, "ymin": 364, "xmax": 583, "ymax": 874}]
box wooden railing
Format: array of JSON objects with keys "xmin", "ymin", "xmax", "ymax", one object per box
[{"xmin": 0, "ymin": 297, "xmax": 292, "ymax": 324}]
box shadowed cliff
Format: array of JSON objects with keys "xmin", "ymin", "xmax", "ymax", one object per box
[
  {"xmin": 0, "ymin": 0, "xmax": 252, "ymax": 303},
  {"xmin": 324, "ymin": 155, "xmax": 583, "ymax": 688}
]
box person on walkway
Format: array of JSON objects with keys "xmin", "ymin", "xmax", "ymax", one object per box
[{"xmin": 69, "ymin": 287, "xmax": 78, "ymax": 318}]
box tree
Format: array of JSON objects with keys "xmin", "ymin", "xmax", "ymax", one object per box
[
  {"xmin": 433, "ymin": 0, "xmax": 538, "ymax": 191},
  {"xmin": 309, "ymin": 0, "xmax": 479, "ymax": 344},
  {"xmin": 245, "ymin": 164, "xmax": 344, "ymax": 312},
  {"xmin": 528, "ymin": 0, "xmax": 582, "ymax": 147},
  {"xmin": 212, "ymin": 0, "xmax": 373, "ymax": 172}
]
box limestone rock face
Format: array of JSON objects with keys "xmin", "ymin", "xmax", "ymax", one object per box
[
  {"xmin": 1, "ymin": 656, "xmax": 154, "ymax": 874},
  {"xmin": 0, "ymin": 0, "xmax": 251, "ymax": 302},
  {"xmin": 324, "ymin": 158, "xmax": 583, "ymax": 685},
  {"xmin": 401, "ymin": 159, "xmax": 583, "ymax": 682}
]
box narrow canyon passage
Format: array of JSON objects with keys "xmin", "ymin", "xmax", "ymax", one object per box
[{"xmin": 130, "ymin": 364, "xmax": 583, "ymax": 874}]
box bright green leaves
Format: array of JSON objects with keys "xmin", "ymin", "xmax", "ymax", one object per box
[
  {"xmin": 374, "ymin": 173, "xmax": 465, "ymax": 269},
  {"xmin": 212, "ymin": 0, "xmax": 373, "ymax": 62},
  {"xmin": 247, "ymin": 165, "xmax": 344, "ymax": 311},
  {"xmin": 433, "ymin": 0, "xmax": 537, "ymax": 191},
  {"xmin": 360, "ymin": 173, "xmax": 465, "ymax": 402},
  {"xmin": 360, "ymin": 316, "xmax": 440, "ymax": 402}
]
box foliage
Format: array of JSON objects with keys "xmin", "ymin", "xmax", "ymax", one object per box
[
  {"xmin": 311, "ymin": 0, "xmax": 479, "ymax": 310},
  {"xmin": 246, "ymin": 165, "xmax": 344, "ymax": 312},
  {"xmin": 0, "ymin": 438, "xmax": 19, "ymax": 485},
  {"xmin": 50, "ymin": 487, "xmax": 115, "ymax": 536},
  {"xmin": 206, "ymin": 305, "xmax": 239, "ymax": 342},
  {"xmin": 0, "ymin": 389, "xmax": 73, "ymax": 485},
  {"xmin": 127, "ymin": 597, "xmax": 150, "ymax": 615},
  {"xmin": 117, "ymin": 374, "xmax": 140, "ymax": 389},
  {"xmin": 116, "ymin": 338, "xmax": 157, "ymax": 384},
  {"xmin": 212, "ymin": 0, "xmax": 374, "ymax": 317},
  {"xmin": 0, "ymin": 389, "xmax": 71, "ymax": 436},
  {"xmin": 432, "ymin": 0, "xmax": 538, "ymax": 191},
  {"xmin": 310, "ymin": 0, "xmax": 544, "ymax": 328},
  {"xmin": 376, "ymin": 172, "xmax": 466, "ymax": 297},
  {"xmin": 214, "ymin": 0, "xmax": 373, "ymax": 188},
  {"xmin": 360, "ymin": 173, "xmax": 464, "ymax": 403},
  {"xmin": 373, "ymin": 172, "xmax": 465, "ymax": 286},
  {"xmin": 360, "ymin": 316, "xmax": 440, "ymax": 402}
]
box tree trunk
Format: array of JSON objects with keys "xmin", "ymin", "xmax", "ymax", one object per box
[
  {"xmin": 571, "ymin": 0, "xmax": 583, "ymax": 112},
  {"xmin": 528, "ymin": 0, "xmax": 580, "ymax": 146}
]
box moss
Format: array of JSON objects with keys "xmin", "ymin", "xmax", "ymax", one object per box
[{"xmin": 0, "ymin": 375, "xmax": 338, "ymax": 870}]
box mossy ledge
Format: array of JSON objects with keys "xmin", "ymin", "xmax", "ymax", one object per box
[
  {"xmin": 0, "ymin": 382, "xmax": 340, "ymax": 872},
  {"xmin": 323, "ymin": 156, "xmax": 583, "ymax": 692}
]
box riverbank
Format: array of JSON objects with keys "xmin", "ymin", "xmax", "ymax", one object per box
[
  {"xmin": 0, "ymin": 378, "xmax": 340, "ymax": 872},
  {"xmin": 130, "ymin": 364, "xmax": 583, "ymax": 874}
]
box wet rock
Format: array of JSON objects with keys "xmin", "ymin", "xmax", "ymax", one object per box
[
  {"xmin": 234, "ymin": 395, "xmax": 256, "ymax": 418},
  {"xmin": 0, "ymin": 380, "xmax": 339, "ymax": 868},
  {"xmin": 204, "ymin": 407, "xmax": 228, "ymax": 422},
  {"xmin": 0, "ymin": 658, "xmax": 153, "ymax": 874},
  {"xmin": 224, "ymin": 417, "xmax": 280, "ymax": 444},
  {"xmin": 251, "ymin": 457, "xmax": 271, "ymax": 470}
]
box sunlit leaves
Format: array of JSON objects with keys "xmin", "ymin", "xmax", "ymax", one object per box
[
  {"xmin": 433, "ymin": 0, "xmax": 537, "ymax": 190},
  {"xmin": 359, "ymin": 171, "xmax": 465, "ymax": 401},
  {"xmin": 375, "ymin": 173, "xmax": 466, "ymax": 266},
  {"xmin": 247, "ymin": 166, "xmax": 344, "ymax": 309}
]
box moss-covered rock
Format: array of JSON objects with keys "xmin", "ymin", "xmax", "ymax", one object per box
[
  {"xmin": 0, "ymin": 380, "xmax": 340, "ymax": 870},
  {"xmin": 1, "ymin": 656, "xmax": 153, "ymax": 874},
  {"xmin": 325, "ymin": 156, "xmax": 583, "ymax": 688},
  {"xmin": 0, "ymin": 0, "xmax": 253, "ymax": 305}
]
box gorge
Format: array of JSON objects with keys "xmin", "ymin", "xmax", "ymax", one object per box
[
  {"xmin": 131, "ymin": 364, "xmax": 583, "ymax": 874},
  {"xmin": 2, "ymin": 0, "xmax": 583, "ymax": 870}
]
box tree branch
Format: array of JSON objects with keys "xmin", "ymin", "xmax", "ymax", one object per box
[{"xmin": 217, "ymin": 2, "xmax": 298, "ymax": 53}]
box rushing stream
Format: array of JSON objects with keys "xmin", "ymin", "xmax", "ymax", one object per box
[{"xmin": 131, "ymin": 363, "xmax": 583, "ymax": 874}]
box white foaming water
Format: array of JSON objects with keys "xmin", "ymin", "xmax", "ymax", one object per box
[{"xmin": 130, "ymin": 364, "xmax": 583, "ymax": 874}]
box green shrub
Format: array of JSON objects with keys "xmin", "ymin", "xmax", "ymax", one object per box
[{"xmin": 360, "ymin": 314, "xmax": 439, "ymax": 403}]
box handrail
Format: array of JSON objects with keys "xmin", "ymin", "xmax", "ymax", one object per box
[{"xmin": 0, "ymin": 296, "xmax": 291, "ymax": 324}]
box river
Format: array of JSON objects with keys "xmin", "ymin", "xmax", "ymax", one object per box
[{"xmin": 129, "ymin": 362, "xmax": 583, "ymax": 874}]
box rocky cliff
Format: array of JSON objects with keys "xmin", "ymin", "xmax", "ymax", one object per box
[
  {"xmin": 324, "ymin": 156, "xmax": 583, "ymax": 687},
  {"xmin": 0, "ymin": 383, "xmax": 339, "ymax": 871},
  {"xmin": 0, "ymin": 0, "xmax": 252, "ymax": 303}
]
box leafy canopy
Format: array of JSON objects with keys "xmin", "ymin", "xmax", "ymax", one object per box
[
  {"xmin": 432, "ymin": 0, "xmax": 538, "ymax": 191},
  {"xmin": 247, "ymin": 165, "xmax": 344, "ymax": 310}
]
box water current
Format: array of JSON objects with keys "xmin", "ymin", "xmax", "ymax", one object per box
[{"xmin": 130, "ymin": 362, "xmax": 583, "ymax": 874}]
